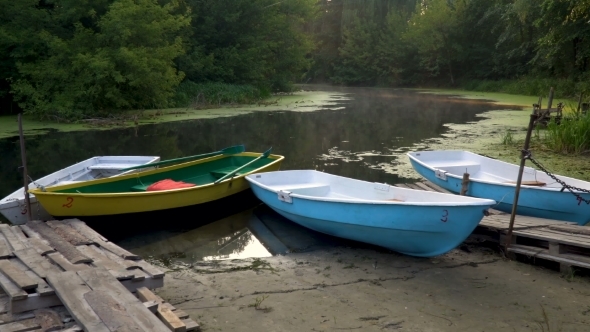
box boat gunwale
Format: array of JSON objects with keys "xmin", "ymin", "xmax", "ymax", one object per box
[
  {"xmin": 0, "ymin": 155, "xmax": 161, "ymax": 205},
  {"xmin": 29, "ymin": 153, "xmax": 285, "ymax": 198},
  {"xmin": 407, "ymin": 151, "xmax": 590, "ymax": 193},
  {"xmin": 245, "ymin": 171, "xmax": 496, "ymax": 207}
]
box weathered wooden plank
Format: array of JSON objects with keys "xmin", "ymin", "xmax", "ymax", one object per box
[
  {"xmin": 0, "ymin": 310, "xmax": 35, "ymax": 324},
  {"xmin": 14, "ymin": 247, "xmax": 61, "ymax": 279},
  {"xmin": 0, "ymin": 234, "xmax": 12, "ymax": 259},
  {"xmin": 539, "ymin": 229, "xmax": 590, "ymax": 243},
  {"xmin": 46, "ymin": 271, "xmax": 110, "ymax": 332},
  {"xmin": 133, "ymin": 260, "xmax": 164, "ymax": 279},
  {"xmin": 135, "ymin": 287, "xmax": 162, "ymax": 303},
  {"xmin": 0, "ymin": 317, "xmax": 41, "ymax": 332},
  {"xmin": 143, "ymin": 300, "xmax": 158, "ymax": 314},
  {"xmin": 156, "ymin": 306, "xmax": 186, "ymax": 332},
  {"xmin": 18, "ymin": 225, "xmax": 44, "ymax": 241},
  {"xmin": 56, "ymin": 325, "xmax": 83, "ymax": 332},
  {"xmin": 76, "ymin": 245, "xmax": 134, "ymax": 280},
  {"xmin": 28, "ymin": 238, "xmax": 55, "ymax": 256},
  {"xmin": 95, "ymin": 247, "xmax": 141, "ymax": 270},
  {"xmin": 128, "ymin": 268, "xmax": 148, "ymax": 282},
  {"xmin": 46, "ymin": 221, "xmax": 93, "ymax": 246},
  {"xmin": 34, "ymin": 308, "xmax": 64, "ymax": 331},
  {"xmin": 0, "ymin": 269, "xmax": 28, "ymax": 300},
  {"xmin": 8, "ymin": 227, "xmax": 30, "ymax": 248},
  {"xmin": 120, "ymin": 277, "xmax": 163, "ymax": 293},
  {"xmin": 514, "ymin": 229, "xmax": 590, "ymax": 249},
  {"xmin": 404, "ymin": 183, "xmax": 421, "ymax": 190},
  {"xmin": 172, "ymin": 308, "xmax": 189, "ymax": 320},
  {"xmin": 422, "ymin": 181, "xmax": 453, "ymax": 194},
  {"xmin": 9, "ymin": 293, "xmax": 63, "ymax": 314},
  {"xmin": 77, "ymin": 268, "xmax": 170, "ymax": 332},
  {"xmin": 0, "ymin": 294, "xmax": 8, "ymax": 314},
  {"xmin": 93, "ymin": 247, "xmax": 146, "ymax": 281},
  {"xmin": 161, "ymin": 302, "xmax": 177, "ymax": 311},
  {"xmin": 84, "ymin": 290, "xmax": 143, "ymax": 332},
  {"xmin": 548, "ymin": 224, "xmax": 590, "ymax": 236},
  {"xmin": 136, "ymin": 287, "xmax": 185, "ymax": 331},
  {"xmin": 64, "ymin": 220, "xmax": 139, "ymax": 260},
  {"xmin": 10, "ymin": 259, "xmax": 54, "ymax": 297},
  {"xmin": 46, "ymin": 253, "xmax": 89, "ymax": 272},
  {"xmin": 26, "ymin": 221, "xmax": 91, "ymax": 264},
  {"xmin": 182, "ymin": 318, "xmax": 200, "ymax": 332},
  {"xmin": 413, "ymin": 182, "xmax": 437, "ymax": 192},
  {"xmin": 0, "ymin": 260, "xmax": 37, "ymax": 290},
  {"xmin": 508, "ymin": 244, "xmax": 590, "ymax": 269},
  {"xmin": 0, "ymin": 224, "xmax": 26, "ymax": 252}
]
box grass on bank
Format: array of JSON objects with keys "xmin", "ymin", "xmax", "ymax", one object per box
[
  {"xmin": 460, "ymin": 78, "xmax": 590, "ymax": 100},
  {"xmin": 544, "ymin": 112, "xmax": 590, "ymax": 154}
]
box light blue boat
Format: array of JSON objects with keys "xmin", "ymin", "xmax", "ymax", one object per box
[
  {"xmin": 407, "ymin": 150, "xmax": 590, "ymax": 225},
  {"xmin": 245, "ymin": 170, "xmax": 495, "ymax": 257}
]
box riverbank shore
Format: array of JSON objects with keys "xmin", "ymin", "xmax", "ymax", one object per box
[
  {"xmin": 155, "ymin": 243, "xmax": 590, "ymax": 331},
  {"xmin": 387, "ymin": 89, "xmax": 590, "ymax": 182}
]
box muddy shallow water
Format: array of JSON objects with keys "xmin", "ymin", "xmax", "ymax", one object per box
[
  {"xmin": 3, "ymin": 87, "xmax": 524, "ymax": 256},
  {"xmin": 3, "ymin": 87, "xmax": 590, "ymax": 331}
]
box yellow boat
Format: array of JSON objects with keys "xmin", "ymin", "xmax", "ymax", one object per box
[{"xmin": 30, "ymin": 150, "xmax": 284, "ymax": 217}]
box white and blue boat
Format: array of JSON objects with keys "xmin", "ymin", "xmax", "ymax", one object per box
[
  {"xmin": 0, "ymin": 155, "xmax": 160, "ymax": 225},
  {"xmin": 407, "ymin": 150, "xmax": 590, "ymax": 226},
  {"xmin": 245, "ymin": 170, "xmax": 495, "ymax": 257}
]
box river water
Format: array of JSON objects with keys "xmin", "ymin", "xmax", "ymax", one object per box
[{"xmin": 0, "ymin": 87, "xmax": 510, "ymax": 264}]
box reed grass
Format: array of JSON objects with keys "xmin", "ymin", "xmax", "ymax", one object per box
[
  {"xmin": 501, "ymin": 130, "xmax": 514, "ymax": 145},
  {"xmin": 544, "ymin": 112, "xmax": 590, "ymax": 154}
]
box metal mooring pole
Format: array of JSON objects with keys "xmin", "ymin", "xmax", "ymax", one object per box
[
  {"xmin": 18, "ymin": 113, "xmax": 33, "ymax": 221},
  {"xmin": 504, "ymin": 112, "xmax": 538, "ymax": 250}
]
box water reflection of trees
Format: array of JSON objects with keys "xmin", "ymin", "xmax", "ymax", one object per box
[
  {"xmin": 122, "ymin": 210, "xmax": 259, "ymax": 264},
  {"xmin": 0, "ymin": 88, "xmax": 509, "ymax": 197}
]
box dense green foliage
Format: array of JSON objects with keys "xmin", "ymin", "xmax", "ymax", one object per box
[
  {"xmin": 0, "ymin": 0, "xmax": 316, "ymax": 119},
  {"xmin": 2, "ymin": 0, "xmax": 590, "ymax": 120},
  {"xmin": 306, "ymin": 0, "xmax": 590, "ymax": 95},
  {"xmin": 173, "ymin": 82, "xmax": 268, "ymax": 107}
]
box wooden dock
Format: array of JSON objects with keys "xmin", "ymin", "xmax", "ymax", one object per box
[
  {"xmin": 0, "ymin": 219, "xmax": 200, "ymax": 332},
  {"xmin": 397, "ymin": 181, "xmax": 590, "ymax": 273}
]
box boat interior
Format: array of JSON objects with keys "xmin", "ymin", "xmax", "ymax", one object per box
[
  {"xmin": 52, "ymin": 155, "xmax": 280, "ymax": 194},
  {"xmin": 250, "ymin": 170, "xmax": 493, "ymax": 204},
  {"xmin": 409, "ymin": 150, "xmax": 590, "ymax": 190}
]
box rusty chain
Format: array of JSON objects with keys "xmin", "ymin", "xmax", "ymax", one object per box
[{"xmin": 523, "ymin": 149, "xmax": 590, "ymax": 205}]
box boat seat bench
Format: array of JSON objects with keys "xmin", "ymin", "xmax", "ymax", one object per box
[
  {"xmin": 267, "ymin": 183, "xmax": 331, "ymax": 196},
  {"xmin": 88, "ymin": 164, "xmax": 140, "ymax": 170},
  {"xmin": 209, "ymin": 167, "xmax": 245, "ymax": 180}
]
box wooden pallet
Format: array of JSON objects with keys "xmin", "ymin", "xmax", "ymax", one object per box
[
  {"xmin": 0, "ymin": 219, "xmax": 201, "ymax": 331},
  {"xmin": 396, "ymin": 181, "xmax": 590, "ymax": 273},
  {"xmin": 0, "ymin": 220, "xmax": 164, "ymax": 314}
]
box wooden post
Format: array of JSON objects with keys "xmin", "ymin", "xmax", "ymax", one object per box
[
  {"xmin": 18, "ymin": 113, "xmax": 33, "ymax": 221},
  {"xmin": 577, "ymin": 93, "xmax": 583, "ymax": 115},
  {"xmin": 504, "ymin": 112, "xmax": 538, "ymax": 250},
  {"xmin": 546, "ymin": 87, "xmax": 554, "ymax": 111},
  {"xmin": 460, "ymin": 173, "xmax": 470, "ymax": 195}
]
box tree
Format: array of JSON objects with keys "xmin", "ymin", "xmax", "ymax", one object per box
[
  {"xmin": 535, "ymin": 0, "xmax": 590, "ymax": 78},
  {"xmin": 404, "ymin": 0, "xmax": 468, "ymax": 85},
  {"xmin": 178, "ymin": 0, "xmax": 316, "ymax": 91},
  {"xmin": 10, "ymin": 0, "xmax": 189, "ymax": 120},
  {"xmin": 332, "ymin": 16, "xmax": 381, "ymax": 85}
]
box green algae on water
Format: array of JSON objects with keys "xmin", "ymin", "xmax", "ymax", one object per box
[{"xmin": 0, "ymin": 91, "xmax": 350, "ymax": 139}]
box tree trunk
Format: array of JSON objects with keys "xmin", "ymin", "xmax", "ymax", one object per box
[{"xmin": 448, "ymin": 61, "xmax": 454, "ymax": 85}]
